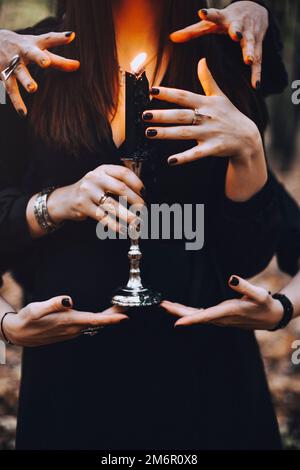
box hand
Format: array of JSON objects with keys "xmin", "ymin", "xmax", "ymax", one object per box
[
  {"xmin": 2, "ymin": 296, "xmax": 128, "ymax": 347},
  {"xmin": 0, "ymin": 29, "xmax": 80, "ymax": 116},
  {"xmin": 161, "ymin": 275, "xmax": 284, "ymax": 331},
  {"xmin": 46, "ymin": 164, "xmax": 145, "ymax": 234},
  {"xmin": 170, "ymin": 1, "xmax": 268, "ymax": 89},
  {"xmin": 145, "ymin": 58, "xmax": 263, "ymax": 167}
]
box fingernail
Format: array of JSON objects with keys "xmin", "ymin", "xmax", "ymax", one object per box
[
  {"xmin": 40, "ymin": 58, "xmax": 49, "ymax": 67},
  {"xmin": 236, "ymin": 31, "xmax": 243, "ymax": 40},
  {"xmin": 150, "ymin": 88, "xmax": 160, "ymax": 96},
  {"xmin": 18, "ymin": 109, "xmax": 26, "ymax": 118},
  {"xmin": 62, "ymin": 298, "xmax": 72, "ymax": 308},
  {"xmin": 65, "ymin": 31, "xmax": 74, "ymax": 38},
  {"xmin": 200, "ymin": 9, "xmax": 208, "ymax": 16},
  {"xmin": 229, "ymin": 276, "xmax": 239, "ymax": 287},
  {"xmin": 146, "ymin": 129, "xmax": 157, "ymax": 137},
  {"xmin": 168, "ymin": 157, "xmax": 178, "ymax": 166},
  {"xmin": 256, "ymin": 80, "xmax": 261, "ymax": 90},
  {"xmin": 246, "ymin": 56, "xmax": 254, "ymax": 65},
  {"xmin": 27, "ymin": 83, "xmax": 36, "ymax": 92},
  {"xmin": 140, "ymin": 187, "xmax": 147, "ymax": 198},
  {"xmin": 143, "ymin": 112, "xmax": 153, "ymax": 121}
]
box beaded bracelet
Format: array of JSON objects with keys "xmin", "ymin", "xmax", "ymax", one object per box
[{"xmin": 0, "ymin": 312, "xmax": 17, "ymax": 345}]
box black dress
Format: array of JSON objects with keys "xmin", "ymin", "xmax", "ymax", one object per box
[{"xmin": 0, "ymin": 14, "xmax": 287, "ymax": 450}]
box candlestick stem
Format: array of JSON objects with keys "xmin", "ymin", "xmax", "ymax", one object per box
[{"xmin": 111, "ymin": 158, "xmax": 161, "ymax": 308}]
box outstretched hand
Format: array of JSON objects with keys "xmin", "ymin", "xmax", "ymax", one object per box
[
  {"xmin": 161, "ymin": 275, "xmax": 284, "ymax": 331},
  {"xmin": 170, "ymin": 1, "xmax": 268, "ymax": 89}
]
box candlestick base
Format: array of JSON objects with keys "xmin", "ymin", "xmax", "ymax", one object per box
[{"xmin": 111, "ymin": 286, "xmax": 161, "ymax": 308}]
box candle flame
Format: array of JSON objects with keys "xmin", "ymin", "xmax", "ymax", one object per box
[{"xmin": 130, "ymin": 53, "xmax": 147, "ymax": 75}]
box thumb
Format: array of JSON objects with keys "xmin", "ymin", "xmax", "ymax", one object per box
[
  {"xmin": 198, "ymin": 58, "xmax": 224, "ymax": 97},
  {"xmin": 28, "ymin": 296, "xmax": 73, "ymax": 319},
  {"xmin": 228, "ymin": 276, "xmax": 269, "ymax": 304}
]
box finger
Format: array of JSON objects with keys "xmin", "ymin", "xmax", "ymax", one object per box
[
  {"xmin": 167, "ymin": 141, "xmax": 221, "ymax": 166},
  {"xmin": 228, "ymin": 276, "xmax": 270, "ymax": 304},
  {"xmin": 14, "ymin": 63, "xmax": 38, "ymax": 93},
  {"xmin": 175, "ymin": 303, "xmax": 231, "ymax": 327},
  {"xmin": 45, "ymin": 51, "xmax": 80, "ymax": 72},
  {"xmin": 160, "ymin": 301, "xmax": 199, "ymax": 318},
  {"xmin": 36, "ymin": 31, "xmax": 76, "ymax": 49},
  {"xmin": 198, "ymin": 58, "xmax": 224, "ymax": 97},
  {"xmin": 251, "ymin": 41, "xmax": 263, "ymax": 90},
  {"xmin": 150, "ymin": 86, "xmax": 205, "ymax": 108},
  {"xmin": 228, "ymin": 22, "xmax": 244, "ymax": 42},
  {"xmin": 97, "ymin": 173, "xmax": 144, "ymax": 207},
  {"xmin": 71, "ymin": 311, "xmax": 129, "ymax": 327},
  {"xmin": 89, "ymin": 188, "xmax": 138, "ymax": 225},
  {"xmin": 103, "ymin": 166, "xmax": 144, "ymax": 200},
  {"xmin": 199, "ymin": 8, "xmax": 226, "ymax": 24},
  {"xmin": 101, "ymin": 306, "xmax": 129, "ymax": 316},
  {"xmin": 29, "ymin": 296, "xmax": 73, "ymax": 319},
  {"xmin": 143, "ymin": 109, "xmax": 195, "ymax": 125},
  {"xmin": 241, "ymin": 32, "xmax": 255, "ymax": 65},
  {"xmin": 92, "ymin": 203, "xmax": 123, "ymax": 233},
  {"xmin": 4, "ymin": 76, "xmax": 27, "ymax": 116},
  {"xmin": 146, "ymin": 125, "xmax": 198, "ymax": 141},
  {"xmin": 170, "ymin": 20, "xmax": 219, "ymax": 43},
  {"xmin": 21, "ymin": 46, "xmax": 52, "ymax": 68}
]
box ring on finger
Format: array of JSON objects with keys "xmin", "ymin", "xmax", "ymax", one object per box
[
  {"xmin": 1, "ymin": 55, "xmax": 21, "ymax": 81},
  {"xmin": 98, "ymin": 192, "xmax": 110, "ymax": 206},
  {"xmin": 192, "ymin": 109, "xmax": 207, "ymax": 126},
  {"xmin": 81, "ymin": 327, "xmax": 103, "ymax": 337}
]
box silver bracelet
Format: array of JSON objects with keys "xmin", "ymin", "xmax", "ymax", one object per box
[{"xmin": 33, "ymin": 187, "xmax": 62, "ymax": 234}]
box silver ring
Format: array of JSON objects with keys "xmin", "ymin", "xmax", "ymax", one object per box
[
  {"xmin": 0, "ymin": 54, "xmax": 21, "ymax": 81},
  {"xmin": 192, "ymin": 108, "xmax": 205, "ymax": 126},
  {"xmin": 98, "ymin": 193, "xmax": 109, "ymax": 206},
  {"xmin": 81, "ymin": 327, "xmax": 103, "ymax": 337}
]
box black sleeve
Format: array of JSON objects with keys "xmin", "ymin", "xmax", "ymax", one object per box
[
  {"xmin": 0, "ymin": 98, "xmax": 33, "ymax": 267},
  {"xmin": 209, "ymin": 173, "xmax": 282, "ymax": 279},
  {"xmin": 230, "ymin": 0, "xmax": 288, "ymax": 96},
  {"xmin": 271, "ymin": 175, "xmax": 300, "ymax": 276}
]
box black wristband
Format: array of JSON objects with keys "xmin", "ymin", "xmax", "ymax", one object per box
[
  {"xmin": 270, "ymin": 294, "xmax": 294, "ymax": 331},
  {"xmin": 0, "ymin": 311, "xmax": 17, "ymax": 345}
]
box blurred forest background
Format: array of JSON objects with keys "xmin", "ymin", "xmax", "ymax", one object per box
[{"xmin": 0, "ymin": 0, "xmax": 300, "ymax": 450}]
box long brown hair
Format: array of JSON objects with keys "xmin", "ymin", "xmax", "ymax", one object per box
[{"xmin": 30, "ymin": 0, "xmax": 267, "ymax": 156}]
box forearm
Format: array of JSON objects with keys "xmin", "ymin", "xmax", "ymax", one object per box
[
  {"xmin": 225, "ymin": 131, "xmax": 268, "ymax": 202},
  {"xmin": 280, "ymin": 269, "xmax": 300, "ymax": 319}
]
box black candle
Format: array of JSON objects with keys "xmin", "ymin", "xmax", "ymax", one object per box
[{"xmin": 124, "ymin": 57, "xmax": 151, "ymax": 160}]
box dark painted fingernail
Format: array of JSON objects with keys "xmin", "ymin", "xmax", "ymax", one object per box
[
  {"xmin": 146, "ymin": 129, "xmax": 157, "ymax": 137},
  {"xmin": 256, "ymin": 80, "xmax": 261, "ymax": 90},
  {"xmin": 236, "ymin": 31, "xmax": 243, "ymax": 40},
  {"xmin": 65, "ymin": 31, "xmax": 74, "ymax": 38},
  {"xmin": 150, "ymin": 88, "xmax": 160, "ymax": 96},
  {"xmin": 201, "ymin": 9, "xmax": 208, "ymax": 16},
  {"xmin": 18, "ymin": 109, "xmax": 26, "ymax": 118},
  {"xmin": 143, "ymin": 112, "xmax": 153, "ymax": 121},
  {"xmin": 62, "ymin": 298, "xmax": 72, "ymax": 308},
  {"xmin": 168, "ymin": 157, "xmax": 178, "ymax": 166},
  {"xmin": 140, "ymin": 187, "xmax": 147, "ymax": 198},
  {"xmin": 229, "ymin": 276, "xmax": 239, "ymax": 287}
]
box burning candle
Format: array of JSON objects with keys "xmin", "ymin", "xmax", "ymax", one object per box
[{"xmin": 124, "ymin": 53, "xmax": 151, "ymax": 160}]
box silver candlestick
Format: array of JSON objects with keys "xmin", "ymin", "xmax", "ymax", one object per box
[{"xmin": 111, "ymin": 158, "xmax": 161, "ymax": 307}]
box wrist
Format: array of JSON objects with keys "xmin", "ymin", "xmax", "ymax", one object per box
[{"xmin": 47, "ymin": 186, "xmax": 73, "ymax": 224}]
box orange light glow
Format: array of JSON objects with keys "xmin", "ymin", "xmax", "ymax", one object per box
[{"xmin": 130, "ymin": 53, "xmax": 147, "ymax": 75}]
